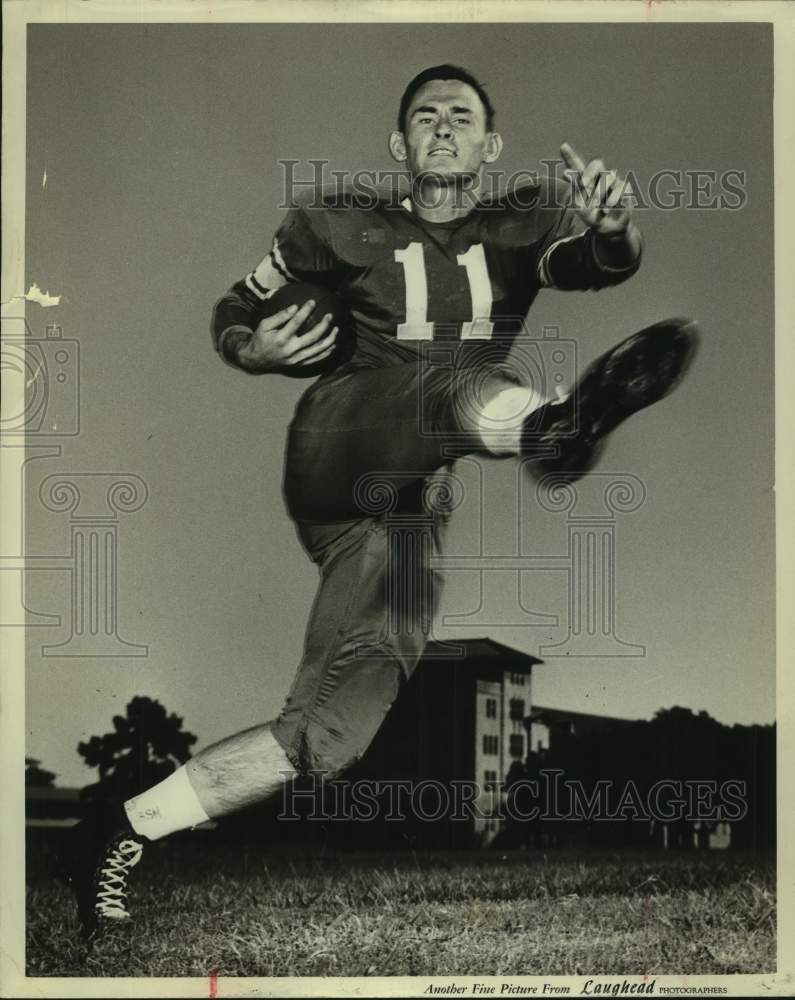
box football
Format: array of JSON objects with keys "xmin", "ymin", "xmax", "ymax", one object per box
[{"xmin": 256, "ymin": 281, "xmax": 355, "ymax": 378}]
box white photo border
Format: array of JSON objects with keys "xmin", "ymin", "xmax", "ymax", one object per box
[{"xmin": 1, "ymin": 1, "xmax": 792, "ymax": 997}]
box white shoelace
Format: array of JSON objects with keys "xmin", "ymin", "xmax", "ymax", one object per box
[{"xmin": 95, "ymin": 838, "xmax": 144, "ymax": 919}]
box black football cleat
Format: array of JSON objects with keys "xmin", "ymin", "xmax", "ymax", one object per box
[
  {"xmin": 62, "ymin": 804, "xmax": 146, "ymax": 941},
  {"xmin": 522, "ymin": 318, "xmax": 699, "ymax": 480}
]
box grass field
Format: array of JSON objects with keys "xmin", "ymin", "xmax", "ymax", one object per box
[{"xmin": 26, "ymin": 836, "xmax": 775, "ymax": 978}]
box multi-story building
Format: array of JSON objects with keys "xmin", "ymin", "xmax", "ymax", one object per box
[{"xmin": 346, "ymin": 637, "xmax": 541, "ymax": 846}]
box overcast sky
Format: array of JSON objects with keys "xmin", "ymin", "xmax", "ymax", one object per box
[{"xmin": 21, "ymin": 21, "xmax": 774, "ymax": 787}]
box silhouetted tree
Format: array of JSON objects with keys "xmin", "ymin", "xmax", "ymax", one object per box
[
  {"xmin": 78, "ymin": 696, "xmax": 197, "ymax": 803},
  {"xmin": 25, "ymin": 756, "xmax": 56, "ymax": 788}
]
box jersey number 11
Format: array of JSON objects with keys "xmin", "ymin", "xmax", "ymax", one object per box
[{"xmin": 394, "ymin": 242, "xmax": 495, "ymax": 340}]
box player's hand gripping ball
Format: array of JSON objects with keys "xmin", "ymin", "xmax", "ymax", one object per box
[{"xmin": 252, "ymin": 282, "xmax": 354, "ymax": 379}]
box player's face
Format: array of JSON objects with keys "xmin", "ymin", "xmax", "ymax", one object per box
[{"xmin": 391, "ymin": 79, "xmax": 502, "ymax": 182}]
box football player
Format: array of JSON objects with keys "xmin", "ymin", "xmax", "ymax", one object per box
[{"xmin": 67, "ymin": 65, "xmax": 697, "ymax": 937}]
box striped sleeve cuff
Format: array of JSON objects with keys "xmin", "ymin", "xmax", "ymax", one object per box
[
  {"xmin": 245, "ymin": 243, "xmax": 295, "ymax": 300},
  {"xmin": 245, "ymin": 272, "xmax": 269, "ymax": 300},
  {"xmin": 536, "ymin": 233, "xmax": 584, "ymax": 288}
]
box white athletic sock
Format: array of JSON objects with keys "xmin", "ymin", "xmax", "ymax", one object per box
[
  {"xmin": 124, "ymin": 765, "xmax": 211, "ymax": 841},
  {"xmin": 477, "ymin": 385, "xmax": 547, "ymax": 456}
]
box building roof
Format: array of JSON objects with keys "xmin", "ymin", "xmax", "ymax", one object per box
[
  {"xmin": 531, "ymin": 705, "xmax": 640, "ymax": 723},
  {"xmin": 422, "ymin": 637, "xmax": 542, "ymax": 668},
  {"xmin": 527, "ymin": 705, "xmax": 640, "ymax": 737}
]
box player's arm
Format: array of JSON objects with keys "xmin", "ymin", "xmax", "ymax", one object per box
[
  {"xmin": 211, "ymin": 205, "xmax": 342, "ymax": 375},
  {"xmin": 536, "ymin": 142, "xmax": 643, "ymax": 291},
  {"xmin": 211, "ymin": 262, "xmax": 338, "ymax": 376}
]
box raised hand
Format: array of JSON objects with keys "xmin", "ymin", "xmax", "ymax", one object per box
[{"xmin": 560, "ymin": 141, "xmax": 633, "ymax": 236}]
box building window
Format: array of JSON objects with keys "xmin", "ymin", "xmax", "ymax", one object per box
[
  {"xmin": 482, "ymin": 734, "xmax": 499, "ymax": 755},
  {"xmin": 510, "ymin": 672, "xmax": 526, "ymax": 686},
  {"xmin": 509, "ymin": 734, "xmax": 524, "ymax": 758},
  {"xmin": 485, "ymin": 697, "xmax": 497, "ymax": 719},
  {"xmin": 484, "ymin": 769, "xmax": 498, "ymax": 790},
  {"xmin": 509, "ymin": 698, "xmax": 525, "ymax": 721}
]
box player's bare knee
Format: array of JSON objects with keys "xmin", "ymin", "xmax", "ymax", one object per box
[{"xmin": 476, "ymin": 384, "xmax": 547, "ymax": 455}]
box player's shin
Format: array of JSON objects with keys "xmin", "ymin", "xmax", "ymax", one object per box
[
  {"xmin": 123, "ymin": 724, "xmax": 297, "ymax": 837},
  {"xmin": 181, "ymin": 722, "xmax": 298, "ymax": 821}
]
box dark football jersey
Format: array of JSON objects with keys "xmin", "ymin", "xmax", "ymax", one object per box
[{"xmin": 213, "ymin": 180, "xmax": 641, "ymax": 370}]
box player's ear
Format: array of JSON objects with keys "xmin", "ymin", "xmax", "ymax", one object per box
[
  {"xmin": 389, "ymin": 131, "xmax": 407, "ymax": 163},
  {"xmin": 483, "ymin": 131, "xmax": 504, "ymax": 164}
]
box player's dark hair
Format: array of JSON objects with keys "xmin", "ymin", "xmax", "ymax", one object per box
[{"xmin": 398, "ymin": 65, "xmax": 496, "ymax": 132}]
